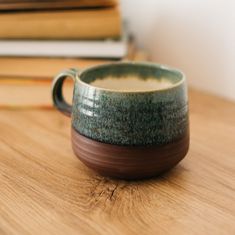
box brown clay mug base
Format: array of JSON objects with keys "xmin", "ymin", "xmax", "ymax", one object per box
[{"xmin": 71, "ymin": 128, "xmax": 189, "ymax": 180}]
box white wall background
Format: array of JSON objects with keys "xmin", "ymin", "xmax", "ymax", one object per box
[{"xmin": 121, "ymin": 0, "xmax": 235, "ymax": 101}]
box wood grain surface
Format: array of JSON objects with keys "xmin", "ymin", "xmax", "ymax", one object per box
[{"xmin": 0, "ymin": 89, "xmax": 234, "ymax": 235}]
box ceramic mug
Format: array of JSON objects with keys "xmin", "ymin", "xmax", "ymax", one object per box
[{"xmin": 52, "ymin": 62, "xmax": 189, "ymax": 179}]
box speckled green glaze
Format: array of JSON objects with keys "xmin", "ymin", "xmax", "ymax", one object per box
[{"xmin": 70, "ymin": 62, "xmax": 188, "ymax": 146}]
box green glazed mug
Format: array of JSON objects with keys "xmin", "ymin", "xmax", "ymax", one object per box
[{"xmin": 52, "ymin": 62, "xmax": 189, "ymax": 180}]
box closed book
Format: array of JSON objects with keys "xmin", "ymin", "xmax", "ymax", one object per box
[
  {"xmin": 0, "ymin": 57, "xmax": 112, "ymax": 79},
  {"xmin": 0, "ymin": 0, "xmax": 118, "ymax": 11},
  {"xmin": 0, "ymin": 37, "xmax": 127, "ymax": 58},
  {"xmin": 0, "ymin": 36, "xmax": 136, "ymax": 79},
  {"xmin": 0, "ymin": 49, "xmax": 148, "ymax": 108},
  {"xmin": 0, "ymin": 79, "xmax": 73, "ymax": 108},
  {"xmin": 0, "ymin": 7, "xmax": 121, "ymax": 39}
]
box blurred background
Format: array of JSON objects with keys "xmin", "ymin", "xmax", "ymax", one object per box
[
  {"xmin": 0, "ymin": 0, "xmax": 234, "ymax": 107},
  {"xmin": 121, "ymin": 0, "xmax": 235, "ymax": 101}
]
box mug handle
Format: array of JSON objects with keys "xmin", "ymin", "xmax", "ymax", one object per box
[{"xmin": 52, "ymin": 68, "xmax": 78, "ymax": 117}]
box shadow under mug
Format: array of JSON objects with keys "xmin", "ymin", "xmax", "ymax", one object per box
[{"xmin": 52, "ymin": 62, "xmax": 189, "ymax": 180}]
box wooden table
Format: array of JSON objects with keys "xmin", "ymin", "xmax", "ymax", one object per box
[{"xmin": 0, "ymin": 89, "xmax": 234, "ymax": 235}]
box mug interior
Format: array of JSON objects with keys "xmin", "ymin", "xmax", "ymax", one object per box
[{"xmin": 79, "ymin": 62, "xmax": 184, "ymax": 92}]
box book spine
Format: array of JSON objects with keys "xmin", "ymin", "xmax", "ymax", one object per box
[
  {"xmin": 0, "ymin": 8, "xmax": 121, "ymax": 39},
  {"xmin": 0, "ymin": 0, "xmax": 118, "ymax": 11}
]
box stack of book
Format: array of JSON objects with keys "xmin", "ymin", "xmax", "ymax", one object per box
[{"xmin": 0, "ymin": 0, "xmax": 147, "ymax": 108}]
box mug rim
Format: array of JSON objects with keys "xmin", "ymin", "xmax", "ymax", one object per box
[{"xmin": 75, "ymin": 61, "xmax": 186, "ymax": 94}]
